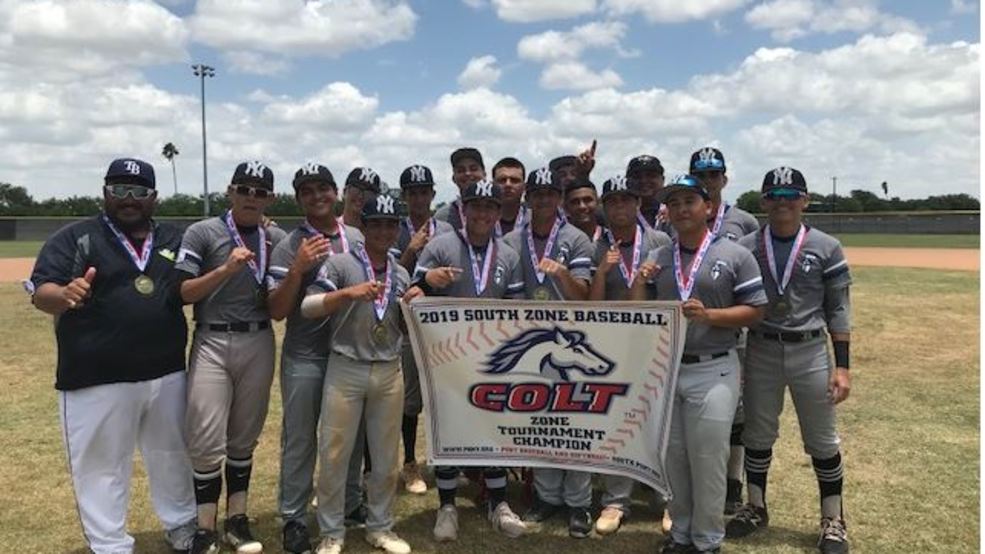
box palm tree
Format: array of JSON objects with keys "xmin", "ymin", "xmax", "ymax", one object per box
[{"xmin": 161, "ymin": 142, "xmax": 180, "ymax": 195}]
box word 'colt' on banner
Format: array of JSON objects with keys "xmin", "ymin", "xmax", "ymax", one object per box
[{"xmin": 401, "ymin": 298, "xmax": 686, "ymax": 498}]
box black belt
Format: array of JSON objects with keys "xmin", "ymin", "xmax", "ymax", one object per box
[
  {"xmin": 198, "ymin": 321, "xmax": 270, "ymax": 333},
  {"xmin": 681, "ymin": 351, "xmax": 729, "ymax": 364},
  {"xmin": 750, "ymin": 329, "xmax": 824, "ymax": 343}
]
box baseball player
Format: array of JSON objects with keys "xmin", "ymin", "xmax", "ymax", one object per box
[
  {"xmin": 728, "ymin": 167, "xmax": 852, "ymax": 554},
  {"xmin": 393, "ymin": 164, "xmax": 454, "ymax": 495},
  {"xmin": 433, "ymin": 147, "xmax": 486, "ymax": 230},
  {"xmin": 301, "ymin": 193, "xmax": 412, "ymax": 554},
  {"xmin": 28, "ymin": 158, "xmax": 196, "ymax": 553},
  {"xmin": 266, "ymin": 163, "xmax": 368, "ymax": 553},
  {"xmin": 502, "ymin": 167, "xmax": 595, "ymax": 537},
  {"xmin": 588, "ymin": 175, "xmax": 672, "ymax": 535},
  {"xmin": 625, "ymin": 155, "xmax": 665, "ymax": 229},
  {"xmin": 176, "ymin": 161, "xmax": 287, "ymax": 554},
  {"xmin": 687, "ymin": 146, "xmax": 761, "ymax": 513},
  {"xmin": 340, "ymin": 167, "xmax": 383, "ymax": 229},
  {"xmin": 405, "ymin": 179, "xmax": 528, "ymax": 542},
  {"xmin": 563, "ymin": 176, "xmax": 604, "ymax": 242},
  {"xmin": 491, "ymin": 157, "xmax": 530, "ymax": 234},
  {"xmin": 631, "ymin": 174, "xmax": 767, "ymax": 554}
]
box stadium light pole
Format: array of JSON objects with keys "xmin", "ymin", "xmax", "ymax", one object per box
[
  {"xmin": 831, "ymin": 176, "xmax": 837, "ymax": 213},
  {"xmin": 192, "ymin": 64, "xmax": 215, "ymax": 217}
]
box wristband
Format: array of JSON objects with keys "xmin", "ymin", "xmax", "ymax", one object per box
[
  {"xmin": 833, "ymin": 340, "xmax": 850, "ymax": 370},
  {"xmin": 412, "ymin": 278, "xmax": 433, "ymax": 296}
]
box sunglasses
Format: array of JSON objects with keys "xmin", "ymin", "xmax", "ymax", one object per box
[
  {"xmin": 693, "ymin": 171, "xmax": 724, "ymax": 180},
  {"xmin": 231, "ymin": 185, "xmax": 273, "ymax": 199},
  {"xmin": 763, "ymin": 190, "xmax": 806, "ymax": 201},
  {"xmin": 105, "ymin": 184, "xmax": 154, "ymax": 200}
]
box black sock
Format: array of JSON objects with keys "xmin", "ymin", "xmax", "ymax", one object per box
[
  {"xmin": 225, "ymin": 456, "xmax": 252, "ymax": 496},
  {"xmin": 193, "ymin": 467, "xmax": 223, "ymax": 506},
  {"xmin": 435, "ymin": 466, "xmax": 459, "ymax": 506},
  {"xmin": 484, "ymin": 467, "xmax": 507, "ymax": 507},
  {"xmin": 744, "ymin": 447, "xmax": 772, "ymax": 509},
  {"xmin": 402, "ymin": 414, "xmax": 418, "ymax": 464},
  {"xmin": 812, "ymin": 452, "xmax": 844, "ymax": 519}
]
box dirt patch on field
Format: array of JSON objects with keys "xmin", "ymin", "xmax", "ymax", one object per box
[
  {"xmin": 0, "ymin": 248, "xmax": 977, "ymax": 283},
  {"xmin": 846, "ymin": 247, "xmax": 979, "ymax": 271}
]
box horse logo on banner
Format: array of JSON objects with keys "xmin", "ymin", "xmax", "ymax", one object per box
[{"xmin": 483, "ymin": 327, "xmax": 615, "ymax": 382}]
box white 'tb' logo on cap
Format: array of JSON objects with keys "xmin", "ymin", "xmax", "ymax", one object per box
[
  {"xmin": 376, "ymin": 195, "xmax": 395, "ymax": 214},
  {"xmin": 772, "ymin": 167, "xmax": 793, "ymax": 186},
  {"xmin": 535, "ymin": 167, "xmax": 552, "ymax": 185},
  {"xmin": 123, "ymin": 160, "xmax": 141, "ymax": 175},
  {"xmin": 410, "ymin": 165, "xmax": 426, "ymax": 182},
  {"xmin": 246, "ymin": 161, "xmax": 267, "ymax": 178}
]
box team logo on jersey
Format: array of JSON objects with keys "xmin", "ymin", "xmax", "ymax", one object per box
[
  {"xmin": 469, "ymin": 326, "xmax": 628, "ymax": 413},
  {"xmin": 802, "ymin": 253, "xmax": 818, "ymax": 273},
  {"xmin": 409, "ymin": 165, "xmax": 427, "ymax": 182},
  {"xmin": 493, "ymin": 263, "xmax": 505, "ymax": 285},
  {"xmin": 557, "ymin": 246, "xmax": 570, "ymax": 265},
  {"xmin": 245, "ymin": 161, "xmax": 267, "ymax": 178},
  {"xmin": 772, "ymin": 167, "xmax": 794, "ymax": 186},
  {"xmin": 376, "ymin": 194, "xmax": 396, "ymax": 214},
  {"xmin": 123, "ymin": 160, "xmax": 141, "ymax": 175},
  {"xmin": 158, "ymin": 248, "xmax": 176, "ymax": 262},
  {"xmin": 726, "ymin": 232, "xmax": 738, "ymax": 240},
  {"xmin": 711, "ymin": 259, "xmax": 727, "ymax": 280}
]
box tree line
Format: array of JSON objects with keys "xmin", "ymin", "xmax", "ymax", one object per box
[{"xmin": 0, "ymin": 182, "xmax": 978, "ymax": 217}]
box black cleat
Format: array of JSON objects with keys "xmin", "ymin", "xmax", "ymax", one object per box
[
  {"xmin": 724, "ymin": 478, "xmax": 743, "ymax": 515},
  {"xmin": 345, "ymin": 504, "xmax": 368, "ymax": 528},
  {"xmin": 282, "ymin": 519, "xmax": 312, "ymax": 554},
  {"xmin": 818, "ymin": 517, "xmax": 849, "ymax": 554},
  {"xmin": 567, "ymin": 506, "xmax": 592, "ymax": 538},
  {"xmin": 726, "ymin": 503, "xmax": 769, "ymax": 539},
  {"xmin": 660, "ymin": 536, "xmax": 694, "ymax": 553},
  {"xmin": 189, "ymin": 528, "xmax": 219, "ymax": 554},
  {"xmin": 224, "ymin": 514, "xmax": 262, "ymax": 553},
  {"xmin": 522, "ymin": 496, "xmax": 563, "ymax": 523}
]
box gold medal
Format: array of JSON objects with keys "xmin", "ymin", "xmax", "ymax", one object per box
[
  {"xmin": 134, "ymin": 275, "xmax": 154, "ymax": 296},
  {"xmin": 372, "ymin": 323, "xmax": 389, "ymax": 344},
  {"xmin": 532, "ymin": 286, "xmax": 551, "ymax": 301},
  {"xmin": 773, "ymin": 297, "xmax": 791, "ymax": 317}
]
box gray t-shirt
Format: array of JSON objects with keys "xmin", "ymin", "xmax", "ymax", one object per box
[
  {"xmin": 267, "ymin": 223, "xmax": 364, "ymax": 359},
  {"xmin": 414, "ymin": 231, "xmax": 524, "ymax": 299},
  {"xmin": 503, "ymin": 221, "xmax": 594, "ymax": 300},
  {"xmin": 591, "ymin": 225, "xmax": 672, "ymax": 301},
  {"xmin": 738, "ymin": 226, "xmax": 852, "ymax": 333},
  {"xmin": 646, "ymin": 237, "xmax": 768, "ymax": 354},
  {"xmin": 307, "ymin": 251, "xmax": 410, "ymax": 362},
  {"xmin": 656, "ymin": 204, "xmax": 759, "ymax": 241},
  {"xmin": 434, "ymin": 199, "xmax": 464, "ymax": 231},
  {"xmin": 175, "ymin": 215, "xmax": 287, "ymax": 323}
]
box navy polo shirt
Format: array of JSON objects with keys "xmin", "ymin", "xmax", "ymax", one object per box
[{"xmin": 29, "ymin": 216, "xmax": 187, "ymax": 391}]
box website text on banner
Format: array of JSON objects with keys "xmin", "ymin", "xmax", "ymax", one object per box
[{"xmin": 401, "ymin": 298, "xmax": 686, "ymax": 498}]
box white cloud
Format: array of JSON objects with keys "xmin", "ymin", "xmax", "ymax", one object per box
[
  {"xmin": 950, "ymin": 0, "xmax": 977, "ymax": 14},
  {"xmin": 225, "ymin": 51, "xmax": 292, "ymax": 76},
  {"xmin": 489, "ymin": 0, "xmax": 597, "ymax": 22},
  {"xmin": 540, "ymin": 62, "xmax": 623, "ymax": 90},
  {"xmin": 261, "ymin": 82, "xmax": 379, "ymax": 129},
  {"xmin": 603, "ymin": 0, "xmax": 751, "ymax": 23},
  {"xmin": 745, "ymin": 0, "xmax": 921, "ymax": 42},
  {"xmin": 189, "ymin": 0, "xmax": 417, "ymax": 57},
  {"xmin": 517, "ymin": 21, "xmax": 633, "ymax": 63},
  {"xmin": 457, "ymin": 55, "xmax": 502, "ymax": 89}
]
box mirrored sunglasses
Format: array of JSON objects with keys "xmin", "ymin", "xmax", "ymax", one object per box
[
  {"xmin": 763, "ymin": 190, "xmax": 805, "ymax": 201},
  {"xmin": 232, "ymin": 185, "xmax": 272, "ymax": 199},
  {"xmin": 104, "ymin": 184, "xmax": 154, "ymax": 199}
]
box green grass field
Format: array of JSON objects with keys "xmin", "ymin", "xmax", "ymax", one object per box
[
  {"xmin": 834, "ymin": 234, "xmax": 979, "ymax": 249},
  {"xmin": 0, "ymin": 267, "xmax": 978, "ymax": 553}
]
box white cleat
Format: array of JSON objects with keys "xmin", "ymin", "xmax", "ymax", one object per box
[
  {"xmin": 315, "ymin": 536, "xmax": 343, "ymax": 554},
  {"xmin": 433, "ymin": 504, "xmax": 459, "ymax": 542},
  {"xmin": 365, "ymin": 530, "xmax": 412, "ymax": 554},
  {"xmin": 489, "ymin": 501, "xmax": 528, "ymax": 538}
]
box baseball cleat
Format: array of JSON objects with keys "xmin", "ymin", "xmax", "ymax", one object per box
[
  {"xmin": 818, "ymin": 517, "xmax": 849, "ymax": 553},
  {"xmin": 283, "ymin": 519, "xmax": 312, "ymax": 554},
  {"xmin": 659, "ymin": 537, "xmax": 693, "ymax": 553},
  {"xmin": 522, "ymin": 496, "xmax": 563, "ymax": 523},
  {"xmin": 344, "ymin": 504, "xmax": 368, "ymax": 528},
  {"xmin": 594, "ymin": 506, "xmax": 625, "ymax": 535},
  {"xmin": 224, "ymin": 514, "xmax": 262, "ymax": 554},
  {"xmin": 433, "ymin": 504, "xmax": 459, "ymax": 542},
  {"xmin": 567, "ymin": 506, "xmax": 593, "ymax": 538},
  {"xmin": 365, "ymin": 530, "xmax": 412, "ymax": 554},
  {"xmin": 315, "ymin": 536, "xmax": 343, "ymax": 554},
  {"xmin": 489, "ymin": 501, "xmax": 528, "ymax": 538},
  {"xmin": 164, "ymin": 519, "xmax": 197, "ymax": 551},
  {"xmin": 726, "ymin": 504, "xmax": 769, "ymax": 538},
  {"xmin": 400, "ymin": 461, "xmax": 428, "ymax": 495},
  {"xmin": 724, "ymin": 478, "xmax": 743, "ymax": 515},
  {"xmin": 189, "ymin": 528, "xmax": 220, "ymax": 554}
]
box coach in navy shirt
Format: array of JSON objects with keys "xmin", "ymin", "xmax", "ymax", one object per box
[{"xmin": 28, "ymin": 158, "xmax": 196, "ymax": 554}]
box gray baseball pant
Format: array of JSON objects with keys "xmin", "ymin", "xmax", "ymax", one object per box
[
  {"xmin": 316, "ymin": 355, "xmax": 403, "ymax": 539},
  {"xmin": 185, "ymin": 328, "xmax": 275, "ymax": 471},
  {"xmin": 742, "ymin": 335, "xmax": 839, "ymax": 458},
  {"xmin": 534, "ymin": 469, "xmax": 592, "ymax": 508},
  {"xmin": 600, "ymin": 474, "xmax": 636, "ymax": 515},
  {"xmin": 667, "ymin": 350, "xmax": 741, "ymax": 552},
  {"xmin": 278, "ymin": 352, "xmax": 366, "ymax": 524}
]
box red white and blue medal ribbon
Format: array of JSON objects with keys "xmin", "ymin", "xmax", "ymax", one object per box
[
  {"xmin": 303, "ymin": 219, "xmax": 349, "ymax": 255},
  {"xmin": 605, "ymin": 224, "xmax": 643, "ymax": 288},
  {"xmin": 102, "ymin": 214, "xmax": 153, "ymax": 272},
  {"xmin": 763, "ymin": 224, "xmax": 808, "ymax": 296},
  {"xmin": 461, "ymin": 230, "xmax": 495, "ymax": 296},
  {"xmin": 357, "ymin": 248, "xmax": 393, "ymax": 322},
  {"xmin": 708, "ymin": 202, "xmax": 726, "ymax": 237},
  {"xmin": 404, "ymin": 217, "xmax": 436, "ymax": 240},
  {"xmin": 592, "ymin": 225, "xmax": 603, "ymax": 242},
  {"xmin": 525, "ymin": 218, "xmax": 562, "ymax": 284},
  {"xmin": 673, "ymin": 230, "xmax": 713, "ymax": 301},
  {"xmin": 224, "ymin": 210, "xmax": 267, "ymax": 285}
]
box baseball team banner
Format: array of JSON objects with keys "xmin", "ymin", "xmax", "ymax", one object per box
[{"xmin": 401, "ymin": 298, "xmax": 686, "ymax": 497}]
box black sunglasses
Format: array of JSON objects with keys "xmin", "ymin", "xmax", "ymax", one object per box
[
  {"xmin": 231, "ymin": 185, "xmax": 272, "ymax": 199},
  {"xmin": 105, "ymin": 184, "xmax": 154, "ymax": 200}
]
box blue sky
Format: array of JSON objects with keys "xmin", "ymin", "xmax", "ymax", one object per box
[{"xmin": 0, "ymin": 0, "xmax": 979, "ymax": 202}]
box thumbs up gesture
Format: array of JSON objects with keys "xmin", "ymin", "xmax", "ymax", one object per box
[{"xmin": 63, "ymin": 267, "xmax": 96, "ymax": 309}]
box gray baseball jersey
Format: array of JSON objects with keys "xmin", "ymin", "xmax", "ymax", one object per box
[
  {"xmin": 656, "ymin": 204, "xmax": 759, "ymax": 241},
  {"xmin": 394, "ymin": 217, "xmax": 455, "ymax": 256},
  {"xmin": 591, "ymin": 225, "xmax": 672, "ymax": 301},
  {"xmin": 645, "ymin": 237, "xmax": 767, "ymax": 354},
  {"xmin": 503, "ymin": 221, "xmax": 593, "ymax": 301},
  {"xmin": 413, "ymin": 231, "xmax": 524, "ymax": 299},
  {"xmin": 433, "ymin": 199, "xmax": 464, "ymax": 231},
  {"xmin": 738, "ymin": 226, "xmax": 851, "ymax": 333},
  {"xmin": 307, "ymin": 251, "xmax": 410, "ymax": 362},
  {"xmin": 175, "ymin": 216, "xmax": 287, "ymax": 322},
  {"xmin": 267, "ymin": 223, "xmax": 365, "ymax": 359}
]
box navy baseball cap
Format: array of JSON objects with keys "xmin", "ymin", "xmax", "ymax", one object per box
[
  {"xmin": 232, "ymin": 161, "xmax": 275, "ymax": 190},
  {"xmin": 601, "ymin": 175, "xmax": 639, "ymax": 201},
  {"xmin": 345, "ymin": 167, "xmax": 382, "ymax": 194},
  {"xmin": 461, "ymin": 178, "xmax": 502, "ymax": 205},
  {"xmin": 399, "ymin": 165, "xmax": 435, "ymax": 188},
  {"xmin": 565, "ymin": 176, "xmax": 597, "ymax": 195},
  {"xmin": 689, "ymin": 147, "xmax": 726, "ymax": 173},
  {"xmin": 762, "ymin": 167, "xmax": 808, "ymax": 195},
  {"xmin": 626, "ymin": 155, "xmax": 663, "ymax": 177},
  {"xmin": 292, "ymin": 162, "xmax": 335, "ymax": 190},
  {"xmin": 105, "ymin": 158, "xmax": 155, "ymax": 189},
  {"xmin": 361, "ymin": 192, "xmax": 403, "ymax": 221},
  {"xmin": 656, "ymin": 174, "xmax": 711, "ymax": 202},
  {"xmin": 450, "ymin": 147, "xmax": 484, "ymax": 169},
  {"xmin": 548, "ymin": 155, "xmax": 578, "ymax": 172},
  {"xmin": 526, "ymin": 166, "xmax": 563, "ymax": 194}
]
